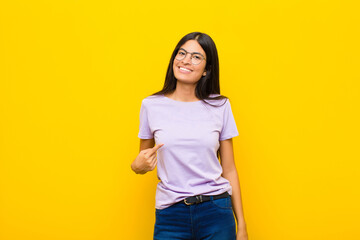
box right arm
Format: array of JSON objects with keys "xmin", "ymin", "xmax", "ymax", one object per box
[
  {"xmin": 131, "ymin": 138, "xmax": 164, "ymax": 174},
  {"xmin": 139, "ymin": 138, "xmax": 155, "ymax": 152}
]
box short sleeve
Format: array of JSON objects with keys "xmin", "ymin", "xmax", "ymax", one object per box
[
  {"xmin": 138, "ymin": 100, "xmax": 153, "ymax": 139},
  {"xmin": 219, "ymin": 99, "xmax": 239, "ymax": 141}
]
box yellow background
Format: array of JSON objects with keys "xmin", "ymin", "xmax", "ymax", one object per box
[{"xmin": 1, "ymin": 0, "xmax": 359, "ymax": 239}]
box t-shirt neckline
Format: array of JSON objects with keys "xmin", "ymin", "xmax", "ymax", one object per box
[{"xmin": 162, "ymin": 94, "xmax": 202, "ymax": 103}]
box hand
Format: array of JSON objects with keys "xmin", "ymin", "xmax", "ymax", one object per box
[
  {"xmin": 132, "ymin": 143, "xmax": 164, "ymax": 174},
  {"xmin": 236, "ymin": 225, "xmax": 248, "ymax": 240}
]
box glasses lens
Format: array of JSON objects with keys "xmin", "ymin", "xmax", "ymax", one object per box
[
  {"xmin": 191, "ymin": 54, "xmax": 203, "ymax": 65},
  {"xmin": 175, "ymin": 50, "xmax": 186, "ymax": 61}
]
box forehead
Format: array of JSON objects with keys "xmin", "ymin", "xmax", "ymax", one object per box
[{"xmin": 179, "ymin": 40, "xmax": 206, "ymax": 56}]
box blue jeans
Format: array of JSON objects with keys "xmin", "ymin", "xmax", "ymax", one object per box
[{"xmin": 154, "ymin": 195, "xmax": 236, "ymax": 240}]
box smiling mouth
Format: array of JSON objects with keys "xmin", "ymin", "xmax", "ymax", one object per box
[{"xmin": 179, "ymin": 67, "xmax": 192, "ymax": 72}]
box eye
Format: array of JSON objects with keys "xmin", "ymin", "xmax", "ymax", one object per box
[
  {"xmin": 178, "ymin": 51, "xmax": 185, "ymax": 55},
  {"xmin": 193, "ymin": 54, "xmax": 202, "ymax": 60}
]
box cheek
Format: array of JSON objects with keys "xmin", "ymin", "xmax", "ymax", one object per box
[
  {"xmin": 195, "ymin": 64, "xmax": 206, "ymax": 74},
  {"xmin": 173, "ymin": 61, "xmax": 178, "ymax": 71}
]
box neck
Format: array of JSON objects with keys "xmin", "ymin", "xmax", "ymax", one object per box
[{"xmin": 168, "ymin": 82, "xmax": 199, "ymax": 102}]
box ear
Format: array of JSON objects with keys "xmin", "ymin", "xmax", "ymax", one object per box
[{"xmin": 203, "ymin": 71, "xmax": 207, "ymax": 76}]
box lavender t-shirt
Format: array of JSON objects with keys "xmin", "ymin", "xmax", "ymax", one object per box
[{"xmin": 138, "ymin": 94, "xmax": 239, "ymax": 210}]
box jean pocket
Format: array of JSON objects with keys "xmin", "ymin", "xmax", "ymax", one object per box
[
  {"xmin": 155, "ymin": 208, "xmax": 165, "ymax": 215},
  {"xmin": 155, "ymin": 204, "xmax": 173, "ymax": 216},
  {"xmin": 210, "ymin": 196, "xmax": 233, "ymax": 210}
]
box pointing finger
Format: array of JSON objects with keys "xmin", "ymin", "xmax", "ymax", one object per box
[
  {"xmin": 153, "ymin": 143, "xmax": 164, "ymax": 151},
  {"xmin": 145, "ymin": 143, "xmax": 164, "ymax": 158}
]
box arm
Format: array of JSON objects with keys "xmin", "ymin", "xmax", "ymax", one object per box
[
  {"xmin": 139, "ymin": 138, "xmax": 155, "ymax": 152},
  {"xmin": 219, "ymin": 138, "xmax": 248, "ymax": 239},
  {"xmin": 131, "ymin": 138, "xmax": 162, "ymax": 174}
]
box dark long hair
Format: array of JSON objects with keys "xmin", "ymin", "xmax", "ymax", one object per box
[{"xmin": 150, "ymin": 32, "xmax": 228, "ymax": 107}]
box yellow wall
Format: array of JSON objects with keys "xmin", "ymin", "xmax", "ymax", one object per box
[{"xmin": 1, "ymin": 0, "xmax": 359, "ymax": 239}]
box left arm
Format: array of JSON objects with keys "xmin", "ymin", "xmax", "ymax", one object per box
[{"xmin": 219, "ymin": 138, "xmax": 248, "ymax": 240}]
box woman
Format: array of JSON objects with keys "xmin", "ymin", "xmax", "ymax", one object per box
[{"xmin": 131, "ymin": 32, "xmax": 248, "ymax": 240}]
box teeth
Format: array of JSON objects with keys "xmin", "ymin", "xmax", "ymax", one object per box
[{"xmin": 180, "ymin": 67, "xmax": 192, "ymax": 72}]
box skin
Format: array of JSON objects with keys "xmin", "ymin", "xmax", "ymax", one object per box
[
  {"xmin": 165, "ymin": 40, "xmax": 207, "ymax": 102},
  {"xmin": 220, "ymin": 138, "xmax": 248, "ymax": 239},
  {"xmin": 131, "ymin": 39, "xmax": 248, "ymax": 240}
]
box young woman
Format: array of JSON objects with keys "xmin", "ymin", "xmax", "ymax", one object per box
[{"xmin": 131, "ymin": 32, "xmax": 248, "ymax": 240}]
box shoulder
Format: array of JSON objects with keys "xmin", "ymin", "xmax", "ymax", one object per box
[
  {"xmin": 141, "ymin": 94, "xmax": 164, "ymax": 105},
  {"xmin": 140, "ymin": 95, "xmax": 167, "ymax": 113},
  {"xmin": 204, "ymin": 94, "xmax": 229, "ymax": 107}
]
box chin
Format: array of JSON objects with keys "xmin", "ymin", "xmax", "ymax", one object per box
[
  {"xmin": 176, "ymin": 78, "xmax": 200, "ymax": 85},
  {"xmin": 175, "ymin": 74, "xmax": 200, "ymax": 82}
]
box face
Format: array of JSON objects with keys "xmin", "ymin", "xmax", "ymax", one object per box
[{"xmin": 173, "ymin": 40, "xmax": 207, "ymax": 84}]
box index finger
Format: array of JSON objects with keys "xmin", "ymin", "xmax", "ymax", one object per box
[
  {"xmin": 147, "ymin": 143, "xmax": 164, "ymax": 156},
  {"xmin": 153, "ymin": 143, "xmax": 164, "ymax": 151}
]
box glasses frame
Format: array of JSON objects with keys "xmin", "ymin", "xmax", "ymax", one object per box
[{"xmin": 175, "ymin": 48, "xmax": 207, "ymax": 65}]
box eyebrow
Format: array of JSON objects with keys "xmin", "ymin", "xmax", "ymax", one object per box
[{"xmin": 179, "ymin": 48, "xmax": 203, "ymax": 55}]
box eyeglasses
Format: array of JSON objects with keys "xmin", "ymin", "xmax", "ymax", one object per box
[{"xmin": 175, "ymin": 48, "xmax": 206, "ymax": 65}]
